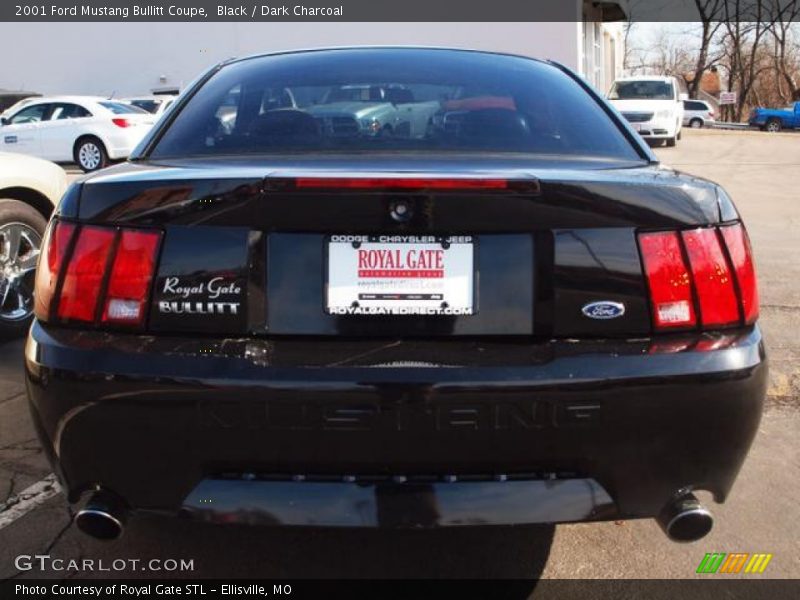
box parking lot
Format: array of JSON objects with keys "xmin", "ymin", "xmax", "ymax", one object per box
[{"xmin": 0, "ymin": 128, "xmax": 798, "ymax": 583}]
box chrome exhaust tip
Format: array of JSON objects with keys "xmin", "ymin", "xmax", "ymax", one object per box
[
  {"xmin": 75, "ymin": 490, "xmax": 127, "ymax": 541},
  {"xmin": 657, "ymin": 492, "xmax": 713, "ymax": 542}
]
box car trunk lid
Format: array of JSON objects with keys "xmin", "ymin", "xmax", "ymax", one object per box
[{"xmin": 63, "ymin": 155, "xmax": 726, "ymax": 338}]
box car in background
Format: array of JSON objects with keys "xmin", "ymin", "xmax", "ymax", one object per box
[
  {"xmin": 608, "ymin": 76, "xmax": 684, "ymax": 146},
  {"xmin": 122, "ymin": 96, "xmax": 177, "ymax": 117},
  {"xmin": 0, "ymin": 96, "xmax": 155, "ymax": 172},
  {"xmin": 26, "ymin": 48, "xmax": 765, "ymax": 545},
  {"xmin": 0, "ymin": 152, "xmax": 66, "ymax": 337},
  {"xmin": 749, "ymin": 101, "xmax": 800, "ymax": 132},
  {"xmin": 683, "ymin": 99, "xmax": 715, "ymax": 128},
  {"xmin": 305, "ymin": 84, "xmax": 436, "ymax": 137}
]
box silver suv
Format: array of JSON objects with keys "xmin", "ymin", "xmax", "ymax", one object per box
[{"xmin": 683, "ymin": 100, "xmax": 715, "ymax": 128}]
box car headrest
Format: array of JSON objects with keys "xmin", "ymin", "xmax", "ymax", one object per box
[
  {"xmin": 459, "ymin": 108, "xmax": 530, "ymax": 141},
  {"xmin": 246, "ymin": 109, "xmax": 319, "ymax": 138},
  {"xmin": 387, "ymin": 89, "xmax": 414, "ymax": 104}
]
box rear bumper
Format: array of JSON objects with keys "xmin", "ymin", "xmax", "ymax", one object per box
[
  {"xmin": 628, "ymin": 118, "xmax": 677, "ymax": 139},
  {"xmin": 637, "ymin": 129, "xmax": 674, "ymax": 139},
  {"xmin": 183, "ymin": 477, "xmax": 614, "ymax": 527},
  {"xmin": 25, "ymin": 322, "xmax": 767, "ymax": 527}
]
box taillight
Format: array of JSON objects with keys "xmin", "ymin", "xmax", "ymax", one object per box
[
  {"xmin": 720, "ymin": 223, "xmax": 759, "ymax": 323},
  {"xmin": 638, "ymin": 223, "xmax": 759, "ymax": 332},
  {"xmin": 681, "ymin": 228, "xmax": 739, "ymax": 326},
  {"xmin": 33, "ymin": 221, "xmax": 76, "ymax": 321},
  {"xmin": 57, "ymin": 226, "xmax": 115, "ymax": 322},
  {"xmin": 293, "ymin": 177, "xmax": 510, "ymax": 190},
  {"xmin": 102, "ymin": 230, "xmax": 161, "ymax": 326},
  {"xmin": 112, "ymin": 118, "xmax": 131, "ymax": 128},
  {"xmin": 638, "ymin": 231, "xmax": 696, "ymax": 329},
  {"xmin": 265, "ymin": 176, "xmax": 541, "ymax": 194},
  {"xmin": 34, "ymin": 221, "xmax": 161, "ymax": 328}
]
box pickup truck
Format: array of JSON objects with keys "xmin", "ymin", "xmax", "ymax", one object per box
[
  {"xmin": 749, "ymin": 101, "xmax": 800, "ymax": 132},
  {"xmin": 305, "ymin": 84, "xmax": 440, "ymax": 139}
]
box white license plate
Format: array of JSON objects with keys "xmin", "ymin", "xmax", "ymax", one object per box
[
  {"xmin": 326, "ymin": 235, "xmax": 475, "ymax": 316},
  {"xmin": 633, "ymin": 123, "xmax": 642, "ymax": 131}
]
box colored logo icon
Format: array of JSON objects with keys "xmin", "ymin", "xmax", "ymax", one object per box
[{"xmin": 697, "ymin": 553, "xmax": 773, "ymax": 574}]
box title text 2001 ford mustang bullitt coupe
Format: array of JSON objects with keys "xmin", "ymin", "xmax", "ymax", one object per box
[{"xmin": 24, "ymin": 48, "xmax": 766, "ymax": 542}]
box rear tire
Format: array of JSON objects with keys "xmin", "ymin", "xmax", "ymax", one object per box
[
  {"xmin": 690, "ymin": 118, "xmax": 703, "ymax": 128},
  {"xmin": 766, "ymin": 118, "xmax": 782, "ymax": 133},
  {"xmin": 0, "ymin": 199, "xmax": 47, "ymax": 339},
  {"xmin": 74, "ymin": 136, "xmax": 109, "ymax": 172}
]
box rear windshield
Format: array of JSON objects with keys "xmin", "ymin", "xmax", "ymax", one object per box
[
  {"xmin": 100, "ymin": 101, "xmax": 148, "ymax": 115},
  {"xmin": 609, "ymin": 81, "xmax": 675, "ymax": 101},
  {"xmin": 150, "ymin": 49, "xmax": 640, "ymax": 160}
]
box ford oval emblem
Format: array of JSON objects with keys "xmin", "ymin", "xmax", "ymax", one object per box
[{"xmin": 582, "ymin": 301, "xmax": 626, "ymax": 320}]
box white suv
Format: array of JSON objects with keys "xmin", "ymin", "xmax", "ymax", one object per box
[{"xmin": 607, "ymin": 76, "xmax": 684, "ymax": 147}]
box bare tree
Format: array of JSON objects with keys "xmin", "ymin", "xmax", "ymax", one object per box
[
  {"xmin": 651, "ymin": 29, "xmax": 696, "ymax": 85},
  {"xmin": 718, "ymin": 0, "xmax": 776, "ymax": 120},
  {"xmin": 622, "ymin": 0, "xmax": 649, "ymax": 74},
  {"xmin": 628, "ymin": 27, "xmax": 697, "ymax": 81},
  {"xmin": 688, "ymin": 0, "xmax": 726, "ymax": 98},
  {"xmin": 629, "ymin": 3, "xmax": 800, "ymax": 118},
  {"xmin": 623, "ymin": 20, "xmax": 637, "ymax": 72},
  {"xmin": 765, "ymin": 0, "xmax": 800, "ymax": 102}
]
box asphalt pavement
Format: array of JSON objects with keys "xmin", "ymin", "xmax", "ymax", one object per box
[{"xmin": 0, "ymin": 129, "xmax": 798, "ymax": 583}]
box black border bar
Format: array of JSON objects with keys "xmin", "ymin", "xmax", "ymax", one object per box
[
  {"xmin": 4, "ymin": 0, "xmax": 800, "ymax": 23},
  {"xmin": 3, "ymin": 579, "xmax": 800, "ymax": 600}
]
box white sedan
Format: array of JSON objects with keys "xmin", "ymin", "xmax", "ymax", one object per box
[
  {"xmin": 0, "ymin": 96, "xmax": 155, "ymax": 172},
  {"xmin": 0, "ymin": 152, "xmax": 67, "ymax": 337}
]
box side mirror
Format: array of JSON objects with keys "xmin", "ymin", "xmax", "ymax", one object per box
[{"xmin": 0, "ymin": 117, "xmax": 9, "ymax": 126}]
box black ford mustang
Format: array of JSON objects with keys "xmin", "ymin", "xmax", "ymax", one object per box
[{"xmin": 25, "ymin": 48, "xmax": 766, "ymax": 543}]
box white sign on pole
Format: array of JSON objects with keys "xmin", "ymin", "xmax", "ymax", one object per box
[{"xmin": 719, "ymin": 91, "xmax": 737, "ymax": 105}]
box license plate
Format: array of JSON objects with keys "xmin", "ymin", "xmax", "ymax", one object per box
[
  {"xmin": 632, "ymin": 123, "xmax": 642, "ymax": 131},
  {"xmin": 326, "ymin": 235, "xmax": 475, "ymax": 316}
]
